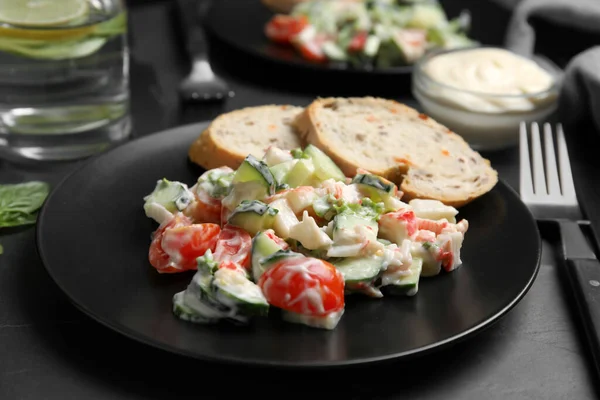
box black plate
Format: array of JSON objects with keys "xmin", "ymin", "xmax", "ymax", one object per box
[
  {"xmin": 37, "ymin": 122, "xmax": 541, "ymax": 368},
  {"xmin": 204, "ymin": 0, "xmax": 413, "ymax": 76}
]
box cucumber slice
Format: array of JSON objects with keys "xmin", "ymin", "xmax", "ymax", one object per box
[
  {"xmin": 260, "ymin": 249, "xmax": 304, "ymax": 269},
  {"xmin": 415, "ymin": 242, "xmax": 442, "ymax": 277},
  {"xmin": 270, "ymin": 160, "xmax": 297, "ymax": 187},
  {"xmin": 381, "ymin": 257, "xmax": 423, "ymax": 296},
  {"xmin": 352, "ymin": 173, "xmax": 400, "ymax": 210},
  {"xmin": 353, "ymin": 173, "xmax": 396, "ymax": 198},
  {"xmin": 333, "ymin": 256, "xmax": 383, "ymax": 284},
  {"xmin": 303, "ymin": 145, "xmax": 346, "ymax": 182},
  {"xmin": 312, "ymin": 195, "xmax": 336, "ymax": 221},
  {"xmin": 251, "ymin": 230, "xmax": 287, "ymax": 282},
  {"xmin": 322, "ymin": 41, "xmax": 348, "ymax": 61},
  {"xmin": 196, "ymin": 167, "xmax": 234, "ymax": 199},
  {"xmin": 281, "ymin": 309, "xmax": 344, "ymax": 330},
  {"xmin": 286, "ymin": 159, "xmax": 317, "ymax": 188},
  {"xmin": 228, "ymin": 200, "xmax": 279, "ymax": 236},
  {"xmin": 143, "ymin": 178, "xmax": 194, "ymax": 214},
  {"xmin": 333, "ymin": 213, "xmax": 378, "ymax": 239},
  {"xmin": 364, "ymin": 35, "xmax": 381, "ymax": 57},
  {"xmin": 172, "ymin": 291, "xmax": 218, "ymax": 324},
  {"xmin": 186, "ymin": 270, "xmax": 232, "ymax": 313},
  {"xmin": 233, "ymin": 155, "xmax": 276, "ymax": 196},
  {"xmin": 211, "ymin": 268, "xmax": 269, "ymax": 316}
]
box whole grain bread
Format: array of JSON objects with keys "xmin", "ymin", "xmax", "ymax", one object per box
[
  {"xmin": 188, "ymin": 105, "xmax": 304, "ymax": 171},
  {"xmin": 294, "ymin": 97, "xmax": 498, "ymax": 207}
]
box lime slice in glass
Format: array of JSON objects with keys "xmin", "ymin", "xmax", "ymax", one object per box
[{"xmin": 0, "ymin": 0, "xmax": 89, "ymax": 27}]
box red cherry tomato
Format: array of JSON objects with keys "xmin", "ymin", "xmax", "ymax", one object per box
[
  {"xmin": 149, "ymin": 213, "xmax": 192, "ymax": 273},
  {"xmin": 348, "ymin": 31, "xmax": 368, "ymax": 52},
  {"xmin": 296, "ymin": 41, "xmax": 327, "ymax": 63},
  {"xmin": 149, "ymin": 213, "xmax": 220, "ymax": 274},
  {"xmin": 258, "ymin": 257, "xmax": 344, "ymax": 316},
  {"xmin": 265, "ymin": 14, "xmax": 308, "ymax": 44},
  {"xmin": 185, "ymin": 189, "xmax": 222, "ymax": 224},
  {"xmin": 213, "ymin": 224, "xmax": 252, "ymax": 270}
]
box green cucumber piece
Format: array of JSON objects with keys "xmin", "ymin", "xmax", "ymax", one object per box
[
  {"xmin": 172, "ymin": 291, "xmax": 218, "ymax": 324},
  {"xmin": 333, "ymin": 213, "xmax": 378, "ymax": 239},
  {"xmin": 286, "ymin": 159, "xmax": 317, "ymax": 188},
  {"xmin": 270, "ymin": 160, "xmax": 297, "ymax": 187},
  {"xmin": 303, "ymin": 144, "xmax": 346, "ymax": 182},
  {"xmin": 228, "ymin": 200, "xmax": 279, "ymax": 236},
  {"xmin": 143, "ymin": 178, "xmax": 194, "ymax": 213},
  {"xmin": 333, "ymin": 256, "xmax": 383, "ymax": 284},
  {"xmin": 251, "ymin": 230, "xmax": 287, "ymax": 282},
  {"xmin": 196, "ymin": 168, "xmax": 234, "ymax": 199},
  {"xmin": 260, "ymin": 249, "xmax": 304, "ymax": 269},
  {"xmin": 233, "ymin": 155, "xmax": 276, "ymax": 195},
  {"xmin": 322, "ymin": 41, "xmax": 348, "ymax": 61},
  {"xmin": 382, "ymin": 257, "xmax": 423, "ymax": 296},
  {"xmin": 352, "ymin": 173, "xmax": 399, "ymax": 209},
  {"xmin": 312, "ymin": 195, "xmax": 336, "ymax": 221},
  {"xmin": 211, "ymin": 268, "xmax": 269, "ymax": 316},
  {"xmin": 353, "ymin": 173, "xmax": 396, "ymax": 198},
  {"xmin": 363, "ymin": 35, "xmax": 381, "ymax": 57}
]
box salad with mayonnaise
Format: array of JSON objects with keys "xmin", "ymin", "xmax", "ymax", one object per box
[
  {"xmin": 143, "ymin": 144, "xmax": 468, "ymax": 330},
  {"xmin": 264, "ymin": 0, "xmax": 475, "ymax": 68}
]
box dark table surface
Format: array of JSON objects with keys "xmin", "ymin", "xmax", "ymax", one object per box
[{"xmin": 2, "ymin": 1, "xmax": 600, "ymax": 399}]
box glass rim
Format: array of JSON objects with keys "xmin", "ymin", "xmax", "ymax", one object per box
[{"xmin": 413, "ymin": 45, "xmax": 562, "ymax": 100}]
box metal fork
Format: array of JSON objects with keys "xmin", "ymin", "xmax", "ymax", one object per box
[
  {"xmin": 175, "ymin": 0, "xmax": 234, "ymax": 103},
  {"xmin": 520, "ymin": 122, "xmax": 600, "ymax": 378}
]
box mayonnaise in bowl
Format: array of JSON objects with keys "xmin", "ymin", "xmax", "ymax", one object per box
[{"xmin": 412, "ymin": 46, "xmax": 561, "ymax": 150}]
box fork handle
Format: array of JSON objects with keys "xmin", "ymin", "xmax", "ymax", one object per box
[
  {"xmin": 566, "ymin": 258, "xmax": 600, "ymax": 377},
  {"xmin": 176, "ymin": 0, "xmax": 209, "ymax": 59}
]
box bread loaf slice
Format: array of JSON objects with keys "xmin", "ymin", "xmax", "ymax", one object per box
[
  {"xmin": 188, "ymin": 105, "xmax": 304, "ymax": 170},
  {"xmin": 294, "ymin": 97, "xmax": 498, "ymax": 207}
]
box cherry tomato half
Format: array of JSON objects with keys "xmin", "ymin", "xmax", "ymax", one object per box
[
  {"xmin": 213, "ymin": 224, "xmax": 252, "ymax": 270},
  {"xmin": 184, "ymin": 188, "xmax": 222, "ymax": 225},
  {"xmin": 149, "ymin": 213, "xmax": 220, "ymax": 273},
  {"xmin": 348, "ymin": 31, "xmax": 368, "ymax": 52},
  {"xmin": 258, "ymin": 257, "xmax": 344, "ymax": 316},
  {"xmin": 264, "ymin": 14, "xmax": 308, "ymax": 44},
  {"xmin": 149, "ymin": 213, "xmax": 191, "ymax": 273}
]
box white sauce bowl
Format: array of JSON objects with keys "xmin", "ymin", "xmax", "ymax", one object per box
[{"xmin": 412, "ymin": 46, "xmax": 562, "ymax": 151}]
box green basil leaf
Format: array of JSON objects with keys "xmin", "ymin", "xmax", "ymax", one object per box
[{"xmin": 0, "ymin": 181, "xmax": 50, "ymax": 228}]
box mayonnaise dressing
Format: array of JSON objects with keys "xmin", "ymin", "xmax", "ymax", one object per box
[{"xmin": 421, "ymin": 47, "xmax": 556, "ymax": 113}]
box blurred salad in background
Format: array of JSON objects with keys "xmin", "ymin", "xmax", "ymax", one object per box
[{"xmin": 264, "ymin": 0, "xmax": 476, "ymax": 68}]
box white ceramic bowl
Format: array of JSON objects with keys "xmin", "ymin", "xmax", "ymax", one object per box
[{"xmin": 412, "ymin": 46, "xmax": 562, "ymax": 151}]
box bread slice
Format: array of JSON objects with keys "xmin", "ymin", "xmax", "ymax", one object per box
[
  {"xmin": 294, "ymin": 97, "xmax": 498, "ymax": 207},
  {"xmin": 188, "ymin": 105, "xmax": 304, "ymax": 170}
]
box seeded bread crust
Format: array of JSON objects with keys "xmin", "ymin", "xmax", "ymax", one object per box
[
  {"xmin": 188, "ymin": 105, "xmax": 304, "ymax": 171},
  {"xmin": 294, "ymin": 97, "xmax": 498, "ymax": 207}
]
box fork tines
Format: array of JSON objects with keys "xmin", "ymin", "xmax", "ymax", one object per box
[{"xmin": 519, "ymin": 122, "xmax": 578, "ymax": 206}]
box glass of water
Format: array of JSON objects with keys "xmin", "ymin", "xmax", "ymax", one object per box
[{"xmin": 0, "ymin": 0, "xmax": 130, "ymax": 161}]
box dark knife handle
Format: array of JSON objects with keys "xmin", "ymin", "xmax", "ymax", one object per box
[
  {"xmin": 175, "ymin": 0, "xmax": 210, "ymax": 59},
  {"xmin": 566, "ymin": 258, "xmax": 600, "ymax": 377}
]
